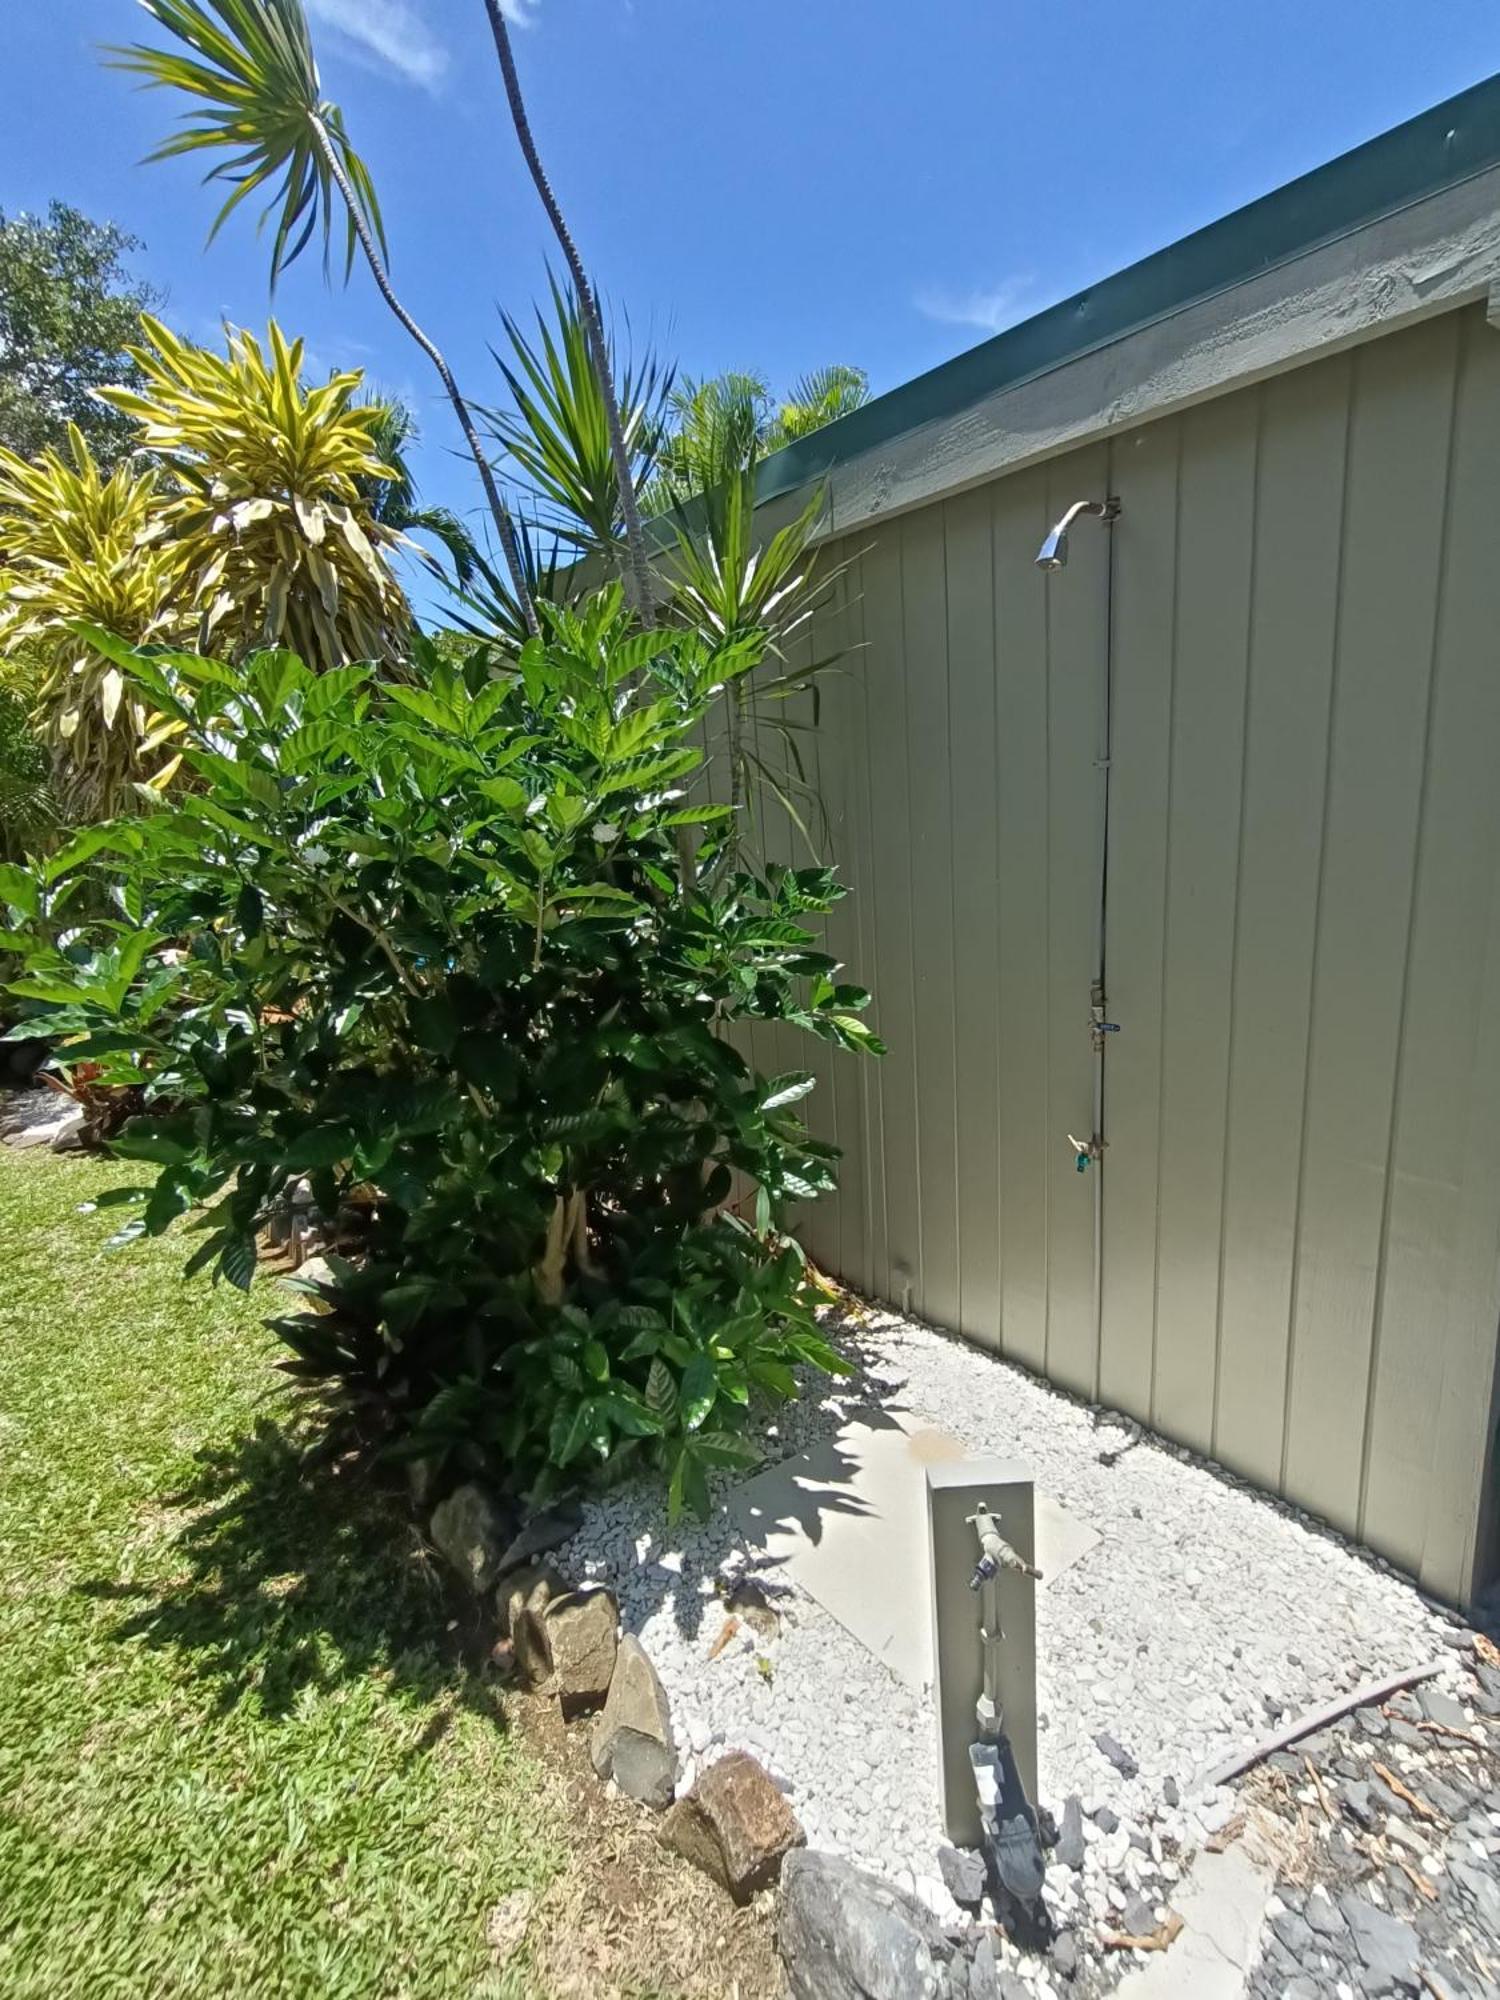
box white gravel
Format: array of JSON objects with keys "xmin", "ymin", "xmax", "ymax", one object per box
[{"xmin": 563, "ymin": 1297, "xmax": 1457, "ymax": 1933}]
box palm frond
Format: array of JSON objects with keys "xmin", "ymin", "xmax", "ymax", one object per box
[
  {"xmin": 482, "ymin": 275, "xmax": 671, "ymax": 559},
  {"xmin": 446, "ymin": 517, "xmax": 569, "ymax": 651},
  {"xmin": 106, "ymin": 0, "xmax": 386, "ymax": 286},
  {"xmin": 773, "ymin": 364, "xmax": 870, "ymax": 444},
  {"xmin": 641, "ymin": 373, "xmax": 770, "ymax": 514}
]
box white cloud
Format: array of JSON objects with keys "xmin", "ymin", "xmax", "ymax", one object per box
[
  {"xmin": 915, "ymin": 275, "xmax": 1037, "ymax": 337},
  {"xmin": 306, "ymin": 0, "xmax": 451, "ymax": 90}
]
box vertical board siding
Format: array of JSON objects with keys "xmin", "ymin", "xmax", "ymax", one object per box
[
  {"xmin": 992, "ymin": 470, "xmax": 1054, "ymax": 1374},
  {"xmin": 1098, "ymin": 418, "xmax": 1180, "ymax": 1420},
  {"xmin": 1360, "ymin": 310, "xmax": 1500, "ymax": 1597},
  {"xmin": 1281, "ymin": 314, "xmax": 1460, "ymax": 1537},
  {"xmin": 803, "ymin": 303, "xmax": 1500, "ymax": 1599},
  {"xmin": 1042, "ymin": 449, "xmax": 1111, "ymax": 1397},
  {"xmin": 1212, "ymin": 357, "xmax": 1349, "ymax": 1491},
  {"xmin": 944, "ymin": 487, "xmax": 1003, "ymax": 1349},
  {"xmin": 902, "ymin": 509, "xmax": 962, "ymax": 1328},
  {"xmin": 1148, "ymin": 393, "xmax": 1259, "ymax": 1452}
]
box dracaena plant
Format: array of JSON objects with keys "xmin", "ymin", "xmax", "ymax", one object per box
[
  {"xmin": 1, "ymin": 590, "xmax": 880, "ymax": 1515},
  {"xmin": 0, "ymin": 425, "xmax": 187, "ymax": 819},
  {"xmin": 102, "ymin": 315, "xmax": 412, "ymax": 670}
]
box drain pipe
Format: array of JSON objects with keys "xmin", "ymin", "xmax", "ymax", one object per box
[{"xmin": 1039, "ymin": 496, "xmax": 1120, "ymax": 1393}]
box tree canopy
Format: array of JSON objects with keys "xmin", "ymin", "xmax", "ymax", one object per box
[{"xmin": 0, "ymin": 202, "xmax": 162, "ymax": 469}]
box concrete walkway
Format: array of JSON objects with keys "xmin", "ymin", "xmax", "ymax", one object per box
[{"xmin": 1116, "ymin": 1840, "xmax": 1275, "ymax": 1999}]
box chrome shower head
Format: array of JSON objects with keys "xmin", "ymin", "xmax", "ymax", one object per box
[{"xmin": 1035, "ymin": 496, "xmax": 1120, "ymax": 570}]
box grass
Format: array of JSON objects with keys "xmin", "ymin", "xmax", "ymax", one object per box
[{"xmin": 0, "ymin": 1147, "xmax": 562, "ymax": 2000}]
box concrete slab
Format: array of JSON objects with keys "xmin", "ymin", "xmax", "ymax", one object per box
[
  {"xmin": 726, "ymin": 1410, "xmax": 1100, "ymax": 1692},
  {"xmin": 1113, "ymin": 1840, "xmax": 1274, "ymax": 2000}
]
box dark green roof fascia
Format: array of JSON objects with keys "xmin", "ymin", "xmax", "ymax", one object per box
[{"xmin": 756, "ymin": 71, "xmax": 1500, "ymax": 508}]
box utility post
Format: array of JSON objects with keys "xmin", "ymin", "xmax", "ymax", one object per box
[{"xmin": 926, "ymin": 1460, "xmax": 1040, "ymax": 1853}]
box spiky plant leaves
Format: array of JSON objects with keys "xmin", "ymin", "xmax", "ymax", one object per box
[
  {"xmin": 100, "ymin": 316, "xmax": 412, "ymax": 671},
  {"xmin": 106, "ymin": 0, "xmax": 385, "ymax": 287},
  {"xmin": 0, "ymin": 426, "xmax": 186, "ymax": 819}
]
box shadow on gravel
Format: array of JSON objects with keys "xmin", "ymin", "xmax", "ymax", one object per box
[
  {"xmin": 80, "ymin": 1412, "xmax": 503, "ymax": 1725},
  {"xmin": 550, "ymin": 1297, "xmax": 920, "ymax": 1651}
]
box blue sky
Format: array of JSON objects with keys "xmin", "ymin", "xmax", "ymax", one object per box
[{"xmin": 5, "ymin": 0, "xmax": 1500, "ymax": 591}]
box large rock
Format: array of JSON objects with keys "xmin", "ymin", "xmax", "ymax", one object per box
[
  {"xmin": 1338, "ymin": 1894, "xmax": 1421, "ymax": 1995},
  {"xmin": 591, "ymin": 1634, "xmax": 676, "ymax": 1808},
  {"xmin": 49, "ymin": 1104, "xmax": 86, "ymax": 1153},
  {"xmin": 9, "ymin": 1108, "xmax": 77, "ymax": 1150},
  {"xmin": 543, "ymin": 1586, "xmax": 618, "ymax": 1716},
  {"xmin": 498, "ymin": 1559, "xmax": 567, "ymax": 1686},
  {"xmin": 428, "ymin": 1483, "xmax": 510, "ymax": 1594},
  {"xmin": 661, "ymin": 1750, "xmax": 804, "ymax": 1903},
  {"xmin": 778, "ymin": 1849, "xmax": 962, "ymax": 1999}
]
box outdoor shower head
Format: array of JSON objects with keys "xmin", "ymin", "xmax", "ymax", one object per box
[{"xmin": 1034, "ymin": 496, "xmax": 1120, "ymax": 569}]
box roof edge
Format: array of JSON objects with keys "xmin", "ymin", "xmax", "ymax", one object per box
[{"xmin": 755, "ymin": 71, "xmax": 1500, "ymax": 508}]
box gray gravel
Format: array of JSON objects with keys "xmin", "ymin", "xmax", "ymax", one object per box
[
  {"xmin": 1245, "ymin": 1668, "xmax": 1500, "ymax": 1998},
  {"xmin": 561, "ymin": 1296, "xmax": 1460, "ymax": 1962}
]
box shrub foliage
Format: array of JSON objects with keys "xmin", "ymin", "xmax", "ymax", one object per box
[{"xmin": 2, "ymin": 595, "xmax": 879, "ymax": 1512}]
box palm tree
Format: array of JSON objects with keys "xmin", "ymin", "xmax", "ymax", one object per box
[
  {"xmin": 480, "ymin": 1, "xmax": 655, "ymax": 623},
  {"xmin": 109, "ymin": 0, "xmax": 538, "ymax": 635},
  {"xmin": 773, "ymin": 365, "xmax": 870, "ymax": 444}
]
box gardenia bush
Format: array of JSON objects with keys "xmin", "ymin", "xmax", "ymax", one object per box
[{"xmin": 0, "ymin": 592, "xmax": 880, "ymax": 1515}]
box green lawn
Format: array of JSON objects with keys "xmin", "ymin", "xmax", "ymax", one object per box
[{"xmin": 0, "ymin": 1147, "xmax": 560, "ymax": 2000}]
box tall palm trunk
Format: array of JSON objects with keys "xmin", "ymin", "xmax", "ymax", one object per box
[
  {"xmin": 481, "ymin": 1, "xmax": 655, "ymax": 625},
  {"xmin": 309, "ymin": 113, "xmax": 538, "ymax": 636}
]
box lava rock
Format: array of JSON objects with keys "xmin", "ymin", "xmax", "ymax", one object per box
[
  {"xmin": 428, "ymin": 1483, "xmax": 511, "ymax": 1593},
  {"xmin": 966, "ymin": 1934, "xmax": 1000, "ymax": 2000},
  {"xmin": 1419, "ymin": 1688, "xmax": 1468, "ymax": 1732},
  {"xmin": 937, "ymin": 1844, "xmax": 986, "ymax": 1913},
  {"xmin": 1418, "ymin": 1776, "xmax": 1466, "ymax": 1820},
  {"xmin": 590, "ymin": 1634, "xmax": 676, "ymax": 1808},
  {"xmin": 1342, "ymin": 1779, "xmax": 1378, "ymax": 1830},
  {"xmin": 544, "ymin": 1586, "xmax": 618, "ymax": 1716},
  {"xmin": 1338, "ymin": 1893, "xmax": 1421, "ymax": 1995},
  {"xmin": 778, "ymin": 1849, "xmax": 970, "ymax": 1999},
  {"xmin": 1269, "ymin": 1906, "xmax": 1314, "ymax": 1958},
  {"xmin": 494, "ymin": 1500, "xmax": 584, "ymax": 1577},
  {"xmin": 663, "ymin": 1750, "xmax": 804, "ymax": 1903},
  {"xmin": 1094, "ymin": 1732, "xmax": 1138, "ymax": 1779},
  {"xmin": 1055, "ymin": 1796, "xmax": 1086, "ymax": 1871},
  {"xmin": 1305, "ymin": 1889, "xmax": 1347, "ymax": 1939}
]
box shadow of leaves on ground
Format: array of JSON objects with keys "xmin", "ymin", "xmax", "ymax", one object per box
[{"xmin": 81, "ymin": 1411, "xmax": 502, "ymax": 1724}]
